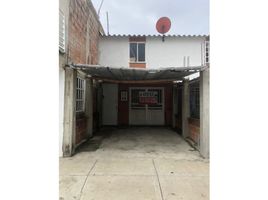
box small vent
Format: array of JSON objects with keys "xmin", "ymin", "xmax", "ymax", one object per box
[{"xmin": 59, "ymin": 9, "xmax": 65, "ymax": 53}]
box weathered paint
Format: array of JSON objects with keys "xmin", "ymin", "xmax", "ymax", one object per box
[
  {"xmin": 200, "ymin": 69, "xmax": 210, "ymax": 158},
  {"xmin": 63, "ymin": 68, "xmax": 77, "ymax": 157},
  {"xmin": 59, "ymin": 0, "xmax": 70, "ymax": 157},
  {"xmin": 59, "ymin": 66, "xmax": 65, "ymax": 157},
  {"xmin": 182, "ymin": 79, "xmax": 190, "ymax": 138}
]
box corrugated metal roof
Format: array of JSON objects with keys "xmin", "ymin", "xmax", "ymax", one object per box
[
  {"xmin": 71, "ymin": 64, "xmax": 206, "ymax": 83},
  {"xmin": 102, "ymin": 34, "xmax": 208, "ymax": 37}
]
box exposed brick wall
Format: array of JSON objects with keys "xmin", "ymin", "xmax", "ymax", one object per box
[
  {"xmin": 75, "ymin": 117, "xmax": 87, "ymax": 145},
  {"xmin": 188, "ymin": 118, "xmax": 200, "ymax": 144},
  {"xmin": 67, "ymin": 0, "xmax": 102, "ymax": 145},
  {"xmin": 68, "ymin": 0, "xmax": 100, "ymax": 65}
]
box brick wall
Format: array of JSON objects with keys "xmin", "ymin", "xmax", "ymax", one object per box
[
  {"xmin": 188, "ymin": 118, "xmax": 200, "ymax": 144},
  {"xmin": 75, "ymin": 117, "xmax": 87, "ymax": 145},
  {"xmin": 67, "ymin": 0, "xmax": 102, "ymax": 145},
  {"xmin": 68, "ymin": 0, "xmax": 100, "ymax": 65}
]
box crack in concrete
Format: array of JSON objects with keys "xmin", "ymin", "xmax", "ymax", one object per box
[
  {"xmin": 79, "ymin": 159, "xmax": 98, "ymax": 200},
  {"xmin": 152, "ymin": 159, "xmax": 164, "ymax": 200}
]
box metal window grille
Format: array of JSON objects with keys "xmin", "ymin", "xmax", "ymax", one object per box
[
  {"xmin": 59, "ymin": 9, "xmax": 65, "ymax": 53},
  {"xmin": 76, "ymin": 77, "xmax": 85, "ymax": 112},
  {"xmin": 205, "ymin": 41, "xmax": 209, "ymax": 64},
  {"xmin": 190, "ymin": 83, "xmax": 200, "ymax": 119}
]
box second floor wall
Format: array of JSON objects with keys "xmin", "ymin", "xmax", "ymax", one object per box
[{"xmin": 99, "ymin": 35, "xmax": 208, "ymax": 69}]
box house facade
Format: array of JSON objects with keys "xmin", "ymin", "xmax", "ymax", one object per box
[
  {"xmin": 97, "ymin": 35, "xmax": 208, "ymax": 127},
  {"xmin": 59, "ymin": 0, "xmax": 210, "ymax": 158}
]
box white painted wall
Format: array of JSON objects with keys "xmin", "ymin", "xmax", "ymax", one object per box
[
  {"xmin": 98, "ymin": 36, "xmax": 206, "ymax": 69},
  {"xmin": 99, "ymin": 37, "xmax": 129, "ymax": 68},
  {"xmin": 146, "ymin": 37, "xmax": 205, "ymax": 68}
]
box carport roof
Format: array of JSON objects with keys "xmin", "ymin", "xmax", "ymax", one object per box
[{"xmin": 69, "ymin": 64, "xmax": 206, "ymax": 83}]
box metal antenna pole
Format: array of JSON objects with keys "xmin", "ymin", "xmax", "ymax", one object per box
[
  {"xmin": 106, "ymin": 11, "xmax": 110, "ymax": 35},
  {"xmin": 97, "ymin": 0, "xmax": 104, "ymax": 16}
]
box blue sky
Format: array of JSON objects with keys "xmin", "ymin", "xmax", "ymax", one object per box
[{"xmin": 91, "ymin": 0, "xmax": 209, "ymax": 35}]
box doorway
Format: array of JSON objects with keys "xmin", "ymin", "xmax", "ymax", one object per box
[
  {"xmin": 102, "ymin": 83, "xmax": 118, "ymax": 125},
  {"xmin": 129, "ymin": 87, "xmax": 164, "ymax": 125}
]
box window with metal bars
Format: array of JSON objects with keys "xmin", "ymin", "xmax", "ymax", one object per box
[
  {"xmin": 190, "ymin": 83, "xmax": 200, "ymax": 119},
  {"xmin": 76, "ymin": 77, "xmax": 85, "ymax": 112}
]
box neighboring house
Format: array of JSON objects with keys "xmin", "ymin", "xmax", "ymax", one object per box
[
  {"xmin": 97, "ymin": 35, "xmax": 209, "ymax": 153},
  {"xmin": 59, "ymin": 0, "xmax": 104, "ymax": 157},
  {"xmin": 59, "ymin": 0, "xmax": 210, "ymax": 158}
]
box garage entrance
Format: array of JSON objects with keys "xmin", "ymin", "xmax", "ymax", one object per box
[
  {"xmin": 129, "ymin": 87, "xmax": 164, "ymax": 125},
  {"xmin": 66, "ymin": 64, "xmax": 209, "ymax": 158}
]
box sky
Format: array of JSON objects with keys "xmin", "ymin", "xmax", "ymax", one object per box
[{"xmin": 91, "ymin": 0, "xmax": 209, "ymax": 35}]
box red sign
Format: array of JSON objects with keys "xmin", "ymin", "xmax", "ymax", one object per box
[{"xmin": 139, "ymin": 91, "xmax": 158, "ymax": 104}]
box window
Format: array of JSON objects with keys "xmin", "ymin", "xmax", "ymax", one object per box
[
  {"xmin": 130, "ymin": 89, "xmax": 146, "ymax": 109},
  {"xmin": 190, "ymin": 83, "xmax": 200, "ymax": 119},
  {"xmin": 59, "ymin": 9, "xmax": 65, "ymax": 53},
  {"xmin": 76, "ymin": 77, "xmax": 85, "ymax": 112},
  {"xmin": 147, "ymin": 89, "xmax": 163, "ymax": 110},
  {"xmin": 130, "ymin": 89, "xmax": 163, "ymax": 110},
  {"xmin": 129, "ymin": 43, "xmax": 145, "ymax": 62},
  {"xmin": 205, "ymin": 41, "xmax": 209, "ymax": 64}
]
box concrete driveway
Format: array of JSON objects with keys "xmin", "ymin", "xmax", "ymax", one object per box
[{"xmin": 60, "ymin": 127, "xmax": 209, "ymax": 200}]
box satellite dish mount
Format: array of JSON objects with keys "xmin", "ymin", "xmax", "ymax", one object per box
[{"xmin": 156, "ymin": 17, "xmax": 171, "ymax": 42}]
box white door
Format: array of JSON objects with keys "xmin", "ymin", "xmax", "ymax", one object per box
[
  {"xmin": 129, "ymin": 87, "xmax": 164, "ymax": 125},
  {"xmin": 102, "ymin": 83, "xmax": 118, "ymax": 125}
]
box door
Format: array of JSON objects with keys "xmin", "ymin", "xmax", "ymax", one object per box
[
  {"xmin": 129, "ymin": 87, "xmax": 164, "ymax": 125},
  {"xmin": 102, "ymin": 83, "xmax": 118, "ymax": 125}
]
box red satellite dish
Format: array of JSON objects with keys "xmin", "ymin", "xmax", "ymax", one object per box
[{"xmin": 156, "ymin": 17, "xmax": 171, "ymax": 34}]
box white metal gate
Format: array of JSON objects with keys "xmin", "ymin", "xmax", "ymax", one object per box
[{"xmin": 129, "ymin": 87, "xmax": 164, "ymax": 125}]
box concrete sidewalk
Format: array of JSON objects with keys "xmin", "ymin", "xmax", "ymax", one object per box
[{"xmin": 60, "ymin": 127, "xmax": 209, "ymax": 200}]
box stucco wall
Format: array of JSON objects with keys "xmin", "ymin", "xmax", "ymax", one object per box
[
  {"xmin": 99, "ymin": 37, "xmax": 129, "ymax": 68},
  {"xmin": 59, "ymin": 65, "xmax": 65, "ymax": 157},
  {"xmin": 146, "ymin": 37, "xmax": 205, "ymax": 68},
  {"xmin": 98, "ymin": 36, "xmax": 206, "ymax": 69}
]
